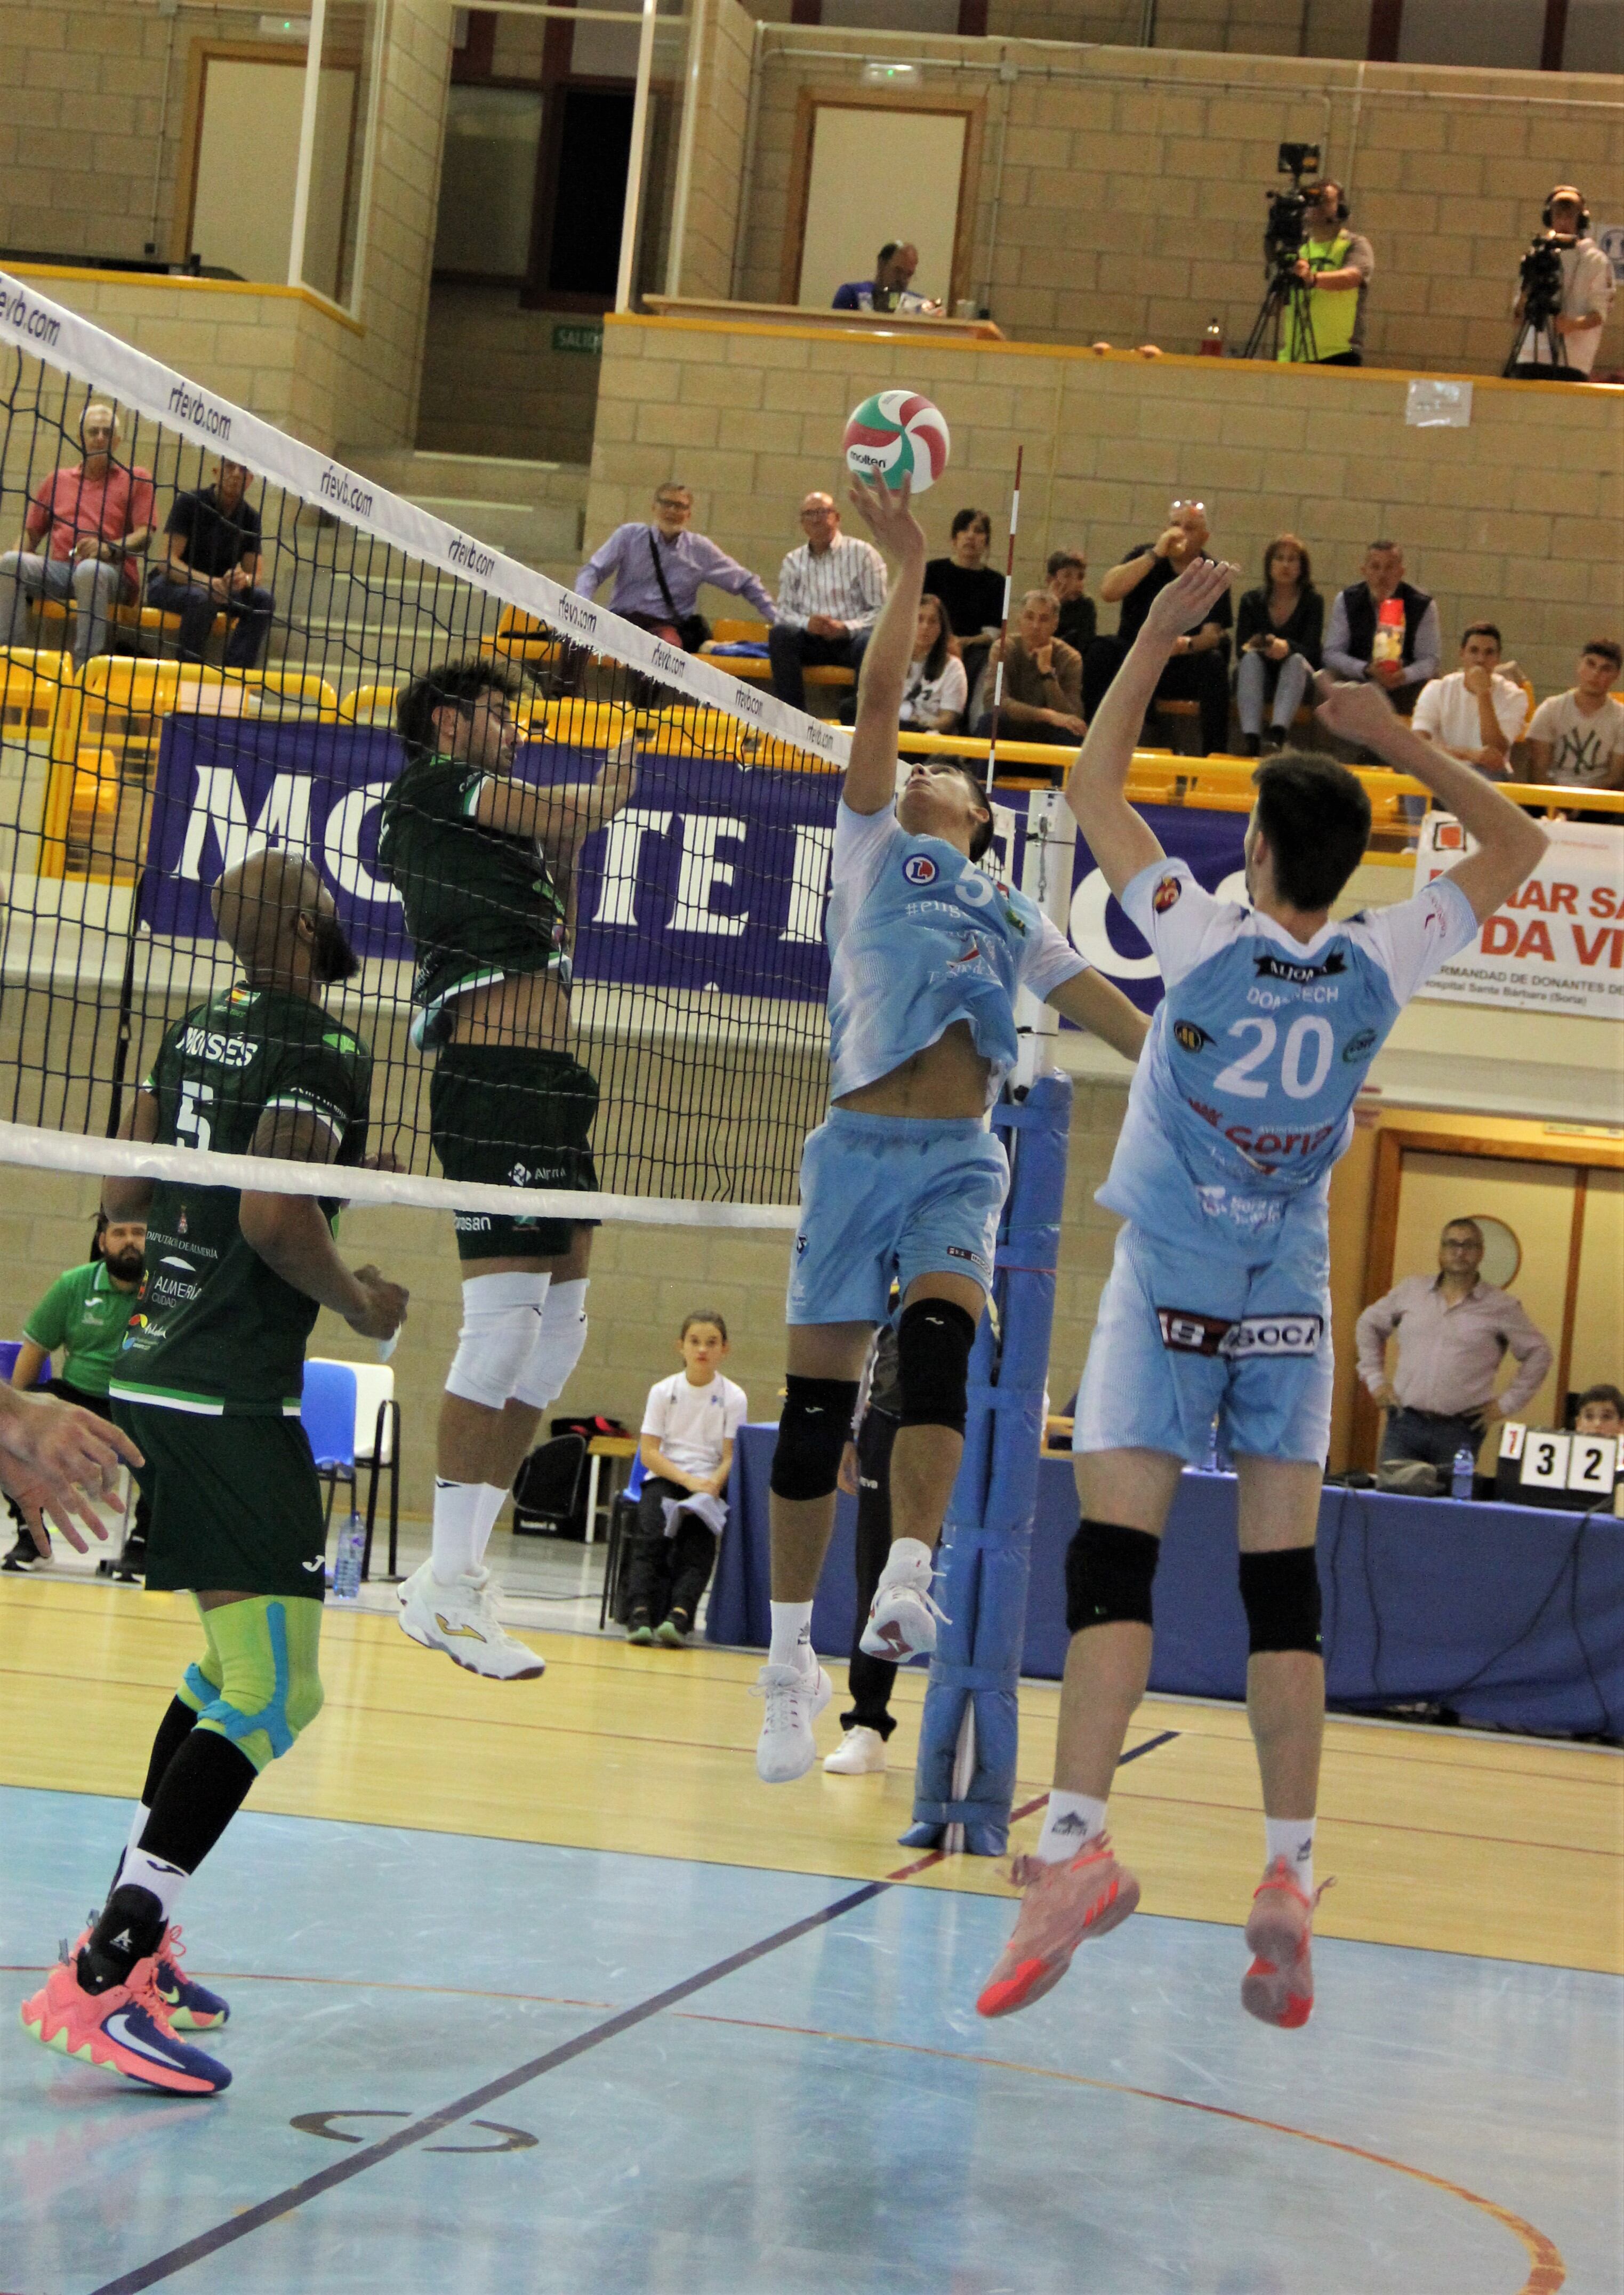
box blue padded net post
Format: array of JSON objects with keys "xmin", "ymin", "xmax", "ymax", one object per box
[{"xmin": 901, "ymin": 1070, "xmax": 1072, "ymax": 1856}]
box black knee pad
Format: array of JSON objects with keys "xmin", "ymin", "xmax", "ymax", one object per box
[
  {"xmin": 1065, "ymin": 1519, "xmax": 1161, "ymax": 1633},
  {"xmin": 1238, "ymin": 1546, "xmax": 1323, "ymax": 1656},
  {"xmin": 896, "ymin": 1297, "xmax": 978, "ymax": 1434},
  {"xmin": 769, "ymin": 1376, "xmax": 859, "ymax": 1502}
]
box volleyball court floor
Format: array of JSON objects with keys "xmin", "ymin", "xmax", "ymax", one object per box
[{"xmin": 3, "ymin": 1571, "xmax": 1619, "ymax": 2295}]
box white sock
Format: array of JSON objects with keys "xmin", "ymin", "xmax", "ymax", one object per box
[
  {"xmin": 768, "ymin": 1599, "xmax": 814, "ymax": 1671},
  {"xmin": 111, "ymin": 1800, "xmax": 149, "ymax": 1893},
  {"xmin": 1265, "ymin": 1815, "xmax": 1316, "ymax": 1898},
  {"xmin": 431, "ymin": 1478, "xmax": 484, "ymax": 1584},
  {"xmin": 1036, "ymin": 1790, "xmax": 1109, "ymax": 1864},
  {"xmin": 880, "ymin": 1535, "xmax": 933, "ymax": 1582},
  {"xmin": 471, "ymin": 1482, "xmax": 510, "ymax": 1567},
  {"xmin": 119, "ymin": 1844, "xmax": 189, "ymax": 1925}
]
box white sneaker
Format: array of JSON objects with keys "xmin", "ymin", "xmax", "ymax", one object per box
[
  {"xmin": 859, "ymin": 1545, "xmax": 947, "ymax": 1662},
  {"xmin": 824, "ymin": 1724, "xmax": 888, "ymax": 1776},
  {"xmin": 753, "ymin": 1655, "xmax": 832, "ymax": 1784},
  {"xmin": 398, "ymin": 1566, "xmax": 545, "ymax": 1681},
  {"xmin": 396, "ymin": 1558, "xmax": 429, "ymax": 1606}
]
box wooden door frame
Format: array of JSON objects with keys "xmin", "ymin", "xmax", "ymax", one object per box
[
  {"xmin": 1354, "ymin": 1125, "xmax": 1624, "ymax": 1466},
  {"xmin": 172, "ymin": 38, "xmax": 361, "ymax": 273},
  {"xmin": 779, "ymin": 86, "xmax": 985, "ymax": 311}
]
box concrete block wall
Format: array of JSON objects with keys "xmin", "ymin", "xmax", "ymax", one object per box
[
  {"xmin": 418, "ymin": 286, "xmax": 602, "ymax": 467},
  {"xmin": 987, "ymin": 0, "xmax": 1373, "ymax": 55},
  {"xmin": 678, "ymin": 0, "xmax": 759, "ymax": 302}
]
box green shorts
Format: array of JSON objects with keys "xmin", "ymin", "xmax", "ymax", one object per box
[
  {"xmin": 111, "ymin": 1402, "xmax": 327, "ymax": 1602},
  {"xmin": 430, "ymin": 1042, "xmax": 600, "ymax": 1263}
]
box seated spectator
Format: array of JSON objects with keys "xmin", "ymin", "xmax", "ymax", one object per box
[
  {"xmin": 899, "ymin": 594, "xmax": 967, "ymax": 731},
  {"xmin": 1323, "ymin": 540, "xmax": 1441, "ymax": 719},
  {"xmin": 1411, "ymin": 623, "xmax": 1528, "ymax": 777},
  {"xmin": 0, "ymin": 401, "xmax": 153, "ymax": 672},
  {"xmin": 626, "ymin": 1311, "xmax": 747, "ymax": 1647},
  {"xmin": 144, "ymin": 458, "xmax": 275, "ymax": 670},
  {"xmin": 972, "ymin": 589, "xmax": 1085, "ymax": 748},
  {"xmin": 924, "ymin": 509, "xmax": 1004, "ymax": 644},
  {"xmin": 832, "ymin": 242, "xmax": 940, "ymax": 316},
  {"xmin": 1084, "ymin": 500, "xmax": 1233, "ymax": 757},
  {"xmin": 1574, "ymin": 1384, "xmax": 1624, "ymax": 1437},
  {"xmin": 1356, "ymin": 1217, "xmax": 1554, "ymax": 1475},
  {"xmin": 2, "ymin": 1214, "xmax": 151, "ymax": 1576},
  {"xmin": 769, "ymin": 493, "xmax": 885, "ymax": 712},
  {"xmin": 1234, "ymin": 534, "xmax": 1322, "ymax": 756},
  {"xmin": 576, "ymin": 482, "xmax": 774, "ymax": 650},
  {"xmin": 1046, "ymin": 548, "xmax": 1096, "ymax": 655},
  {"xmin": 1526, "ymin": 640, "xmax": 1624, "ymax": 790}
]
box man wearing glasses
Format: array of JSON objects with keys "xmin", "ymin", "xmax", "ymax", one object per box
[
  {"xmin": 1083, "ymin": 501, "xmax": 1234, "ymax": 758},
  {"xmin": 575, "ymin": 483, "xmax": 775, "ymax": 652},
  {"xmin": 769, "ymin": 492, "xmax": 888, "ymax": 713}
]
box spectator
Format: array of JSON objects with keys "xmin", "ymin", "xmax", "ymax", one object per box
[
  {"xmin": 972, "ymin": 589, "xmax": 1085, "ymax": 747},
  {"xmin": 626, "ymin": 1310, "xmax": 747, "ymax": 1647},
  {"xmin": 576, "ymin": 482, "xmax": 774, "ymax": 650},
  {"xmin": 924, "ymin": 509, "xmax": 1005, "ymax": 644},
  {"xmin": 1526, "ymin": 640, "xmax": 1624, "ymax": 790},
  {"xmin": 144, "ymin": 458, "xmax": 275, "ymax": 670},
  {"xmin": 1279, "ymin": 181, "xmax": 1374, "ymax": 368},
  {"xmin": 832, "ymin": 242, "xmax": 940, "ymax": 316},
  {"xmin": 2, "ymin": 1214, "xmax": 151, "ymax": 1576},
  {"xmin": 1324, "ymin": 540, "xmax": 1441, "ymax": 718},
  {"xmin": 1411, "ymin": 623, "xmax": 1529, "ymax": 778},
  {"xmin": 1509, "ymin": 188, "xmax": 1615, "ymax": 382},
  {"xmin": 1234, "ymin": 533, "xmax": 1323, "ymax": 756},
  {"xmin": 769, "ymin": 492, "xmax": 885, "ymax": 712},
  {"xmin": 0, "ymin": 401, "xmax": 154, "ymax": 672},
  {"xmin": 1084, "ymin": 500, "xmax": 1233, "ymax": 757},
  {"xmin": 1356, "ymin": 1217, "xmax": 1555, "ymax": 1475},
  {"xmin": 898, "ymin": 594, "xmax": 967, "ymax": 732},
  {"xmin": 1574, "ymin": 1385, "xmax": 1624, "ymax": 1438},
  {"xmin": 1046, "ymin": 548, "xmax": 1096, "ymax": 655},
  {"xmin": 825, "ymin": 1321, "xmax": 903, "ymax": 1776}
]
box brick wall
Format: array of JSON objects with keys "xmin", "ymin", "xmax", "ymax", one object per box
[
  {"xmin": 986, "ymin": 0, "xmax": 1374, "ymax": 55},
  {"xmin": 677, "ymin": 0, "xmax": 759, "ymax": 301},
  {"xmin": 418, "ymin": 285, "xmax": 602, "ymax": 466}
]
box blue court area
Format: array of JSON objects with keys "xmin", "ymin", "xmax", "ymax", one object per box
[{"xmin": 3, "ymin": 1785, "xmax": 1616, "ymax": 2295}]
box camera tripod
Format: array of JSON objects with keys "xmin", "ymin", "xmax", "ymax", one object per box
[
  {"xmin": 1503, "ymin": 311, "xmax": 1570, "ymax": 379},
  {"xmin": 1241, "ymin": 263, "xmax": 1319, "ymax": 363}
]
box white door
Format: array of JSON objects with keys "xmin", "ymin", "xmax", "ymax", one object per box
[
  {"xmin": 796, "ymin": 106, "xmax": 966, "ymax": 312},
  {"xmin": 189, "ymin": 55, "xmax": 356, "ymax": 295}
]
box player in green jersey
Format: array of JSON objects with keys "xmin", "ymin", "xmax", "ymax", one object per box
[
  {"xmin": 21, "ymin": 849, "xmax": 408, "ymax": 2095},
  {"xmin": 379, "ymin": 656, "xmax": 636, "ymax": 1678}
]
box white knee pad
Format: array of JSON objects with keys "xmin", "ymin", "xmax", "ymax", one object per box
[
  {"xmin": 445, "ymin": 1272, "xmax": 549, "ymax": 1410},
  {"xmin": 511, "ymin": 1279, "xmax": 589, "ymax": 1411}
]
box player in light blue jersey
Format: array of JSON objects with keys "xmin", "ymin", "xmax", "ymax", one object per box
[
  {"xmin": 755, "ymin": 474, "xmax": 1149, "ymax": 1784},
  {"xmin": 979, "ymin": 555, "xmax": 1546, "ymax": 2027}
]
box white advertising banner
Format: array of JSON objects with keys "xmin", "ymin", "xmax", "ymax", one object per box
[{"xmin": 1416, "ymin": 814, "xmax": 1624, "ymax": 1017}]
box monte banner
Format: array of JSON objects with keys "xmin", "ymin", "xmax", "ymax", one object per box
[{"xmin": 1417, "ymin": 813, "xmax": 1624, "ymax": 1019}]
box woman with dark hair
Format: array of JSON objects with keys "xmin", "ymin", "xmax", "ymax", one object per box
[
  {"xmin": 1234, "ymin": 533, "xmax": 1322, "ymax": 756},
  {"xmin": 925, "ymin": 509, "xmax": 1004, "ymax": 639},
  {"xmin": 899, "ymin": 594, "xmax": 968, "ymax": 732}
]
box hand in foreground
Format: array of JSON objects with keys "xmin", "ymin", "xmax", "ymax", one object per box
[
  {"xmin": 837, "ymin": 1440, "xmax": 859, "ymax": 1499},
  {"xmin": 345, "ymin": 1266, "xmax": 409, "ymax": 1343},
  {"xmin": 1313, "ymin": 670, "xmax": 1400, "ymax": 747},
  {"xmin": 0, "ymin": 1391, "xmax": 144, "ymax": 1554},
  {"xmin": 1140, "ymin": 556, "xmax": 1235, "ymax": 649},
  {"xmin": 846, "ymin": 470, "xmax": 926, "ymax": 561}
]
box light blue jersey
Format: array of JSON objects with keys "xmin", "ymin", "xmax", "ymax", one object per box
[
  {"xmin": 1100, "ymin": 857, "xmax": 1479, "ymax": 1263},
  {"xmin": 826, "ymin": 803, "xmax": 1084, "ymax": 1107}
]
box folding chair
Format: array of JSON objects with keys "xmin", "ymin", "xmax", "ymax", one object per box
[
  {"xmin": 300, "ymin": 1360, "xmax": 358, "ymax": 1540},
  {"xmin": 599, "ymin": 1454, "xmax": 648, "ymax": 1630}
]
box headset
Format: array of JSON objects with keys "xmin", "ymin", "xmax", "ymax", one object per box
[
  {"xmin": 1305, "ymin": 181, "xmax": 1349, "ymax": 224},
  {"xmin": 1542, "ymin": 185, "xmax": 1590, "ymax": 233}
]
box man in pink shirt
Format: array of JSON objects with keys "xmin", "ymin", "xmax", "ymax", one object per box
[{"xmin": 0, "ymin": 401, "xmax": 155, "ymax": 670}]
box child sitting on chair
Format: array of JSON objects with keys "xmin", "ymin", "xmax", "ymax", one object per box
[{"xmin": 626, "ymin": 1311, "xmax": 747, "ymax": 1646}]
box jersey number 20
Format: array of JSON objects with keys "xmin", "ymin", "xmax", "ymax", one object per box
[{"xmin": 1213, "ymin": 1016, "xmax": 1334, "ymax": 1101}]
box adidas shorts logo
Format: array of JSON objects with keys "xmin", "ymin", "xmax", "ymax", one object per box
[{"xmin": 1156, "ymin": 1310, "xmax": 1323, "ymax": 1359}]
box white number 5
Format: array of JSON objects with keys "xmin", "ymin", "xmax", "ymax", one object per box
[{"xmin": 176, "ymin": 1079, "xmax": 215, "ymax": 1153}]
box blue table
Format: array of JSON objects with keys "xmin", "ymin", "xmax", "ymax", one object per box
[{"xmin": 710, "ymin": 1424, "xmax": 1624, "ymax": 1738}]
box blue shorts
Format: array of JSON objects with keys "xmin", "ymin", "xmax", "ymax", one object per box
[
  {"xmin": 1076, "ymin": 1222, "xmax": 1333, "ymax": 1467},
  {"xmin": 787, "ymin": 1109, "xmax": 1007, "ymax": 1327}
]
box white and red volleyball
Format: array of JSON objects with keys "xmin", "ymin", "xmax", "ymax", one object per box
[{"xmin": 842, "ymin": 390, "xmax": 951, "ymax": 494}]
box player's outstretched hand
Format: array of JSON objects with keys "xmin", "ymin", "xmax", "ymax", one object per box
[
  {"xmin": 0, "ymin": 1391, "xmax": 143, "ymax": 1555},
  {"xmin": 346, "ymin": 1265, "xmax": 409, "ymax": 1343},
  {"xmin": 1140, "ymin": 556, "xmax": 1235, "ymax": 647},
  {"xmin": 846, "ymin": 470, "xmax": 926, "ymax": 561},
  {"xmin": 1313, "ymin": 670, "xmax": 1398, "ymax": 747}
]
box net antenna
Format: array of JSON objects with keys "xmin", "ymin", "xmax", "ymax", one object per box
[
  {"xmin": 0, "ymin": 271, "xmax": 861, "ymax": 1230},
  {"xmin": 980, "ymin": 446, "xmax": 1023, "ymax": 792}
]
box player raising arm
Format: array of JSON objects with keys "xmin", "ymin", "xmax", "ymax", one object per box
[
  {"xmin": 977, "ymin": 557, "xmax": 1543, "ymax": 2029},
  {"xmin": 754, "ymin": 472, "xmax": 1146, "ymax": 1785}
]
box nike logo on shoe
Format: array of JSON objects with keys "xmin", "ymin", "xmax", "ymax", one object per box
[{"xmin": 102, "ymin": 2008, "xmax": 185, "ymax": 2067}]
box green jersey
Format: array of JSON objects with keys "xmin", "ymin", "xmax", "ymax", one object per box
[
  {"xmin": 23, "ymin": 1259, "xmax": 138, "ymax": 1399},
  {"xmin": 109, "ymin": 982, "xmax": 372, "ymax": 1418},
  {"xmin": 376, "ymin": 750, "xmax": 568, "ymax": 1030}
]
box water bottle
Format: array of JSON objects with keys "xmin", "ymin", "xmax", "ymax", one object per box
[
  {"xmin": 331, "ymin": 1511, "xmax": 366, "ymax": 1603},
  {"xmin": 1200, "ymin": 318, "xmax": 1224, "ymax": 357},
  {"xmin": 1450, "ymin": 1446, "xmax": 1475, "ymax": 1502}
]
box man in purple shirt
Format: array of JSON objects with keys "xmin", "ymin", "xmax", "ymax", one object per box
[{"xmin": 574, "ymin": 483, "xmax": 775, "ymax": 649}]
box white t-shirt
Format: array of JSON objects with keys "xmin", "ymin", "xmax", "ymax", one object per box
[
  {"xmin": 1411, "ymin": 669, "xmax": 1527, "ymax": 757},
  {"xmin": 901, "ymin": 653, "xmax": 969, "ymax": 727},
  {"xmin": 641, "ymin": 1372, "xmax": 749, "ymax": 1479},
  {"xmin": 1513, "ymin": 239, "xmax": 1615, "ymax": 376},
  {"xmin": 1525, "ymin": 690, "xmax": 1624, "ymax": 787}
]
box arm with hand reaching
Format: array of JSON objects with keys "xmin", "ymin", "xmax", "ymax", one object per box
[{"xmin": 841, "ymin": 474, "xmax": 928, "ymax": 817}]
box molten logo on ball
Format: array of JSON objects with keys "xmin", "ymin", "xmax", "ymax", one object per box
[{"xmin": 843, "ymin": 391, "xmax": 951, "ymax": 494}]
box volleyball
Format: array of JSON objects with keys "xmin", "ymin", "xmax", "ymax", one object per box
[{"xmin": 842, "ymin": 390, "xmax": 951, "ymax": 494}]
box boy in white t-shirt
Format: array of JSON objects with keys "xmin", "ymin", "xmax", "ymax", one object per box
[
  {"xmin": 1526, "ymin": 640, "xmax": 1624, "ymax": 790},
  {"xmin": 1410, "ymin": 622, "xmax": 1529, "ymax": 776},
  {"xmin": 628, "ymin": 1311, "xmax": 748, "ymax": 1646}
]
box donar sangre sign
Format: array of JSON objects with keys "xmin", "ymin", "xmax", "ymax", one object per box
[{"xmin": 1417, "ymin": 813, "xmax": 1624, "ymax": 1017}]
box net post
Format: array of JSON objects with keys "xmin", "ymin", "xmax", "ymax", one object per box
[{"xmin": 982, "ymin": 445, "xmax": 1023, "ymax": 791}]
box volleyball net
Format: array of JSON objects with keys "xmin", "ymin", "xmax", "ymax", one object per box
[{"xmin": 0, "ymin": 272, "xmax": 863, "ymax": 1227}]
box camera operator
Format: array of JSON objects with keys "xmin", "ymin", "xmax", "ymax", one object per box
[
  {"xmin": 1277, "ymin": 181, "xmax": 1373, "ymax": 368},
  {"xmin": 1508, "ymin": 187, "xmax": 1614, "ymax": 381}
]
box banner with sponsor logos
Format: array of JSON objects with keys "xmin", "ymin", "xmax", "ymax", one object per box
[{"xmin": 1416, "ymin": 813, "xmax": 1624, "ymax": 1018}]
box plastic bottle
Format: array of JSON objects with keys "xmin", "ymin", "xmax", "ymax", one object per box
[
  {"xmin": 331, "ymin": 1511, "xmax": 367, "ymax": 1603},
  {"xmin": 1450, "ymin": 1446, "xmax": 1475, "ymax": 1502},
  {"xmin": 1205, "ymin": 1414, "xmax": 1221, "ymax": 1473},
  {"xmin": 1200, "ymin": 319, "xmax": 1224, "ymax": 357},
  {"xmin": 1371, "ymin": 597, "xmax": 1405, "ymax": 668}
]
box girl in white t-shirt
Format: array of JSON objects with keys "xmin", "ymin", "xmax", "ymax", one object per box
[
  {"xmin": 627, "ymin": 1311, "xmax": 749, "ymax": 1646},
  {"xmin": 898, "ymin": 594, "xmax": 969, "ymax": 732}
]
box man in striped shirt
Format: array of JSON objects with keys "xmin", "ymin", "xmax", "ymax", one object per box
[{"xmin": 769, "ymin": 492, "xmax": 887, "ymax": 711}]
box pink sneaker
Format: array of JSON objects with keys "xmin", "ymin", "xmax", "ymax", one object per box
[
  {"xmin": 21, "ymin": 1951, "xmax": 231, "ymax": 2094},
  {"xmin": 1241, "ymin": 1858, "xmax": 1331, "ymax": 2029},
  {"xmin": 976, "ymin": 1834, "xmax": 1140, "ymax": 2019}
]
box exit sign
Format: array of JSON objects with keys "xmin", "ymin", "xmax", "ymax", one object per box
[{"xmin": 553, "ymin": 323, "xmax": 602, "ymax": 355}]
